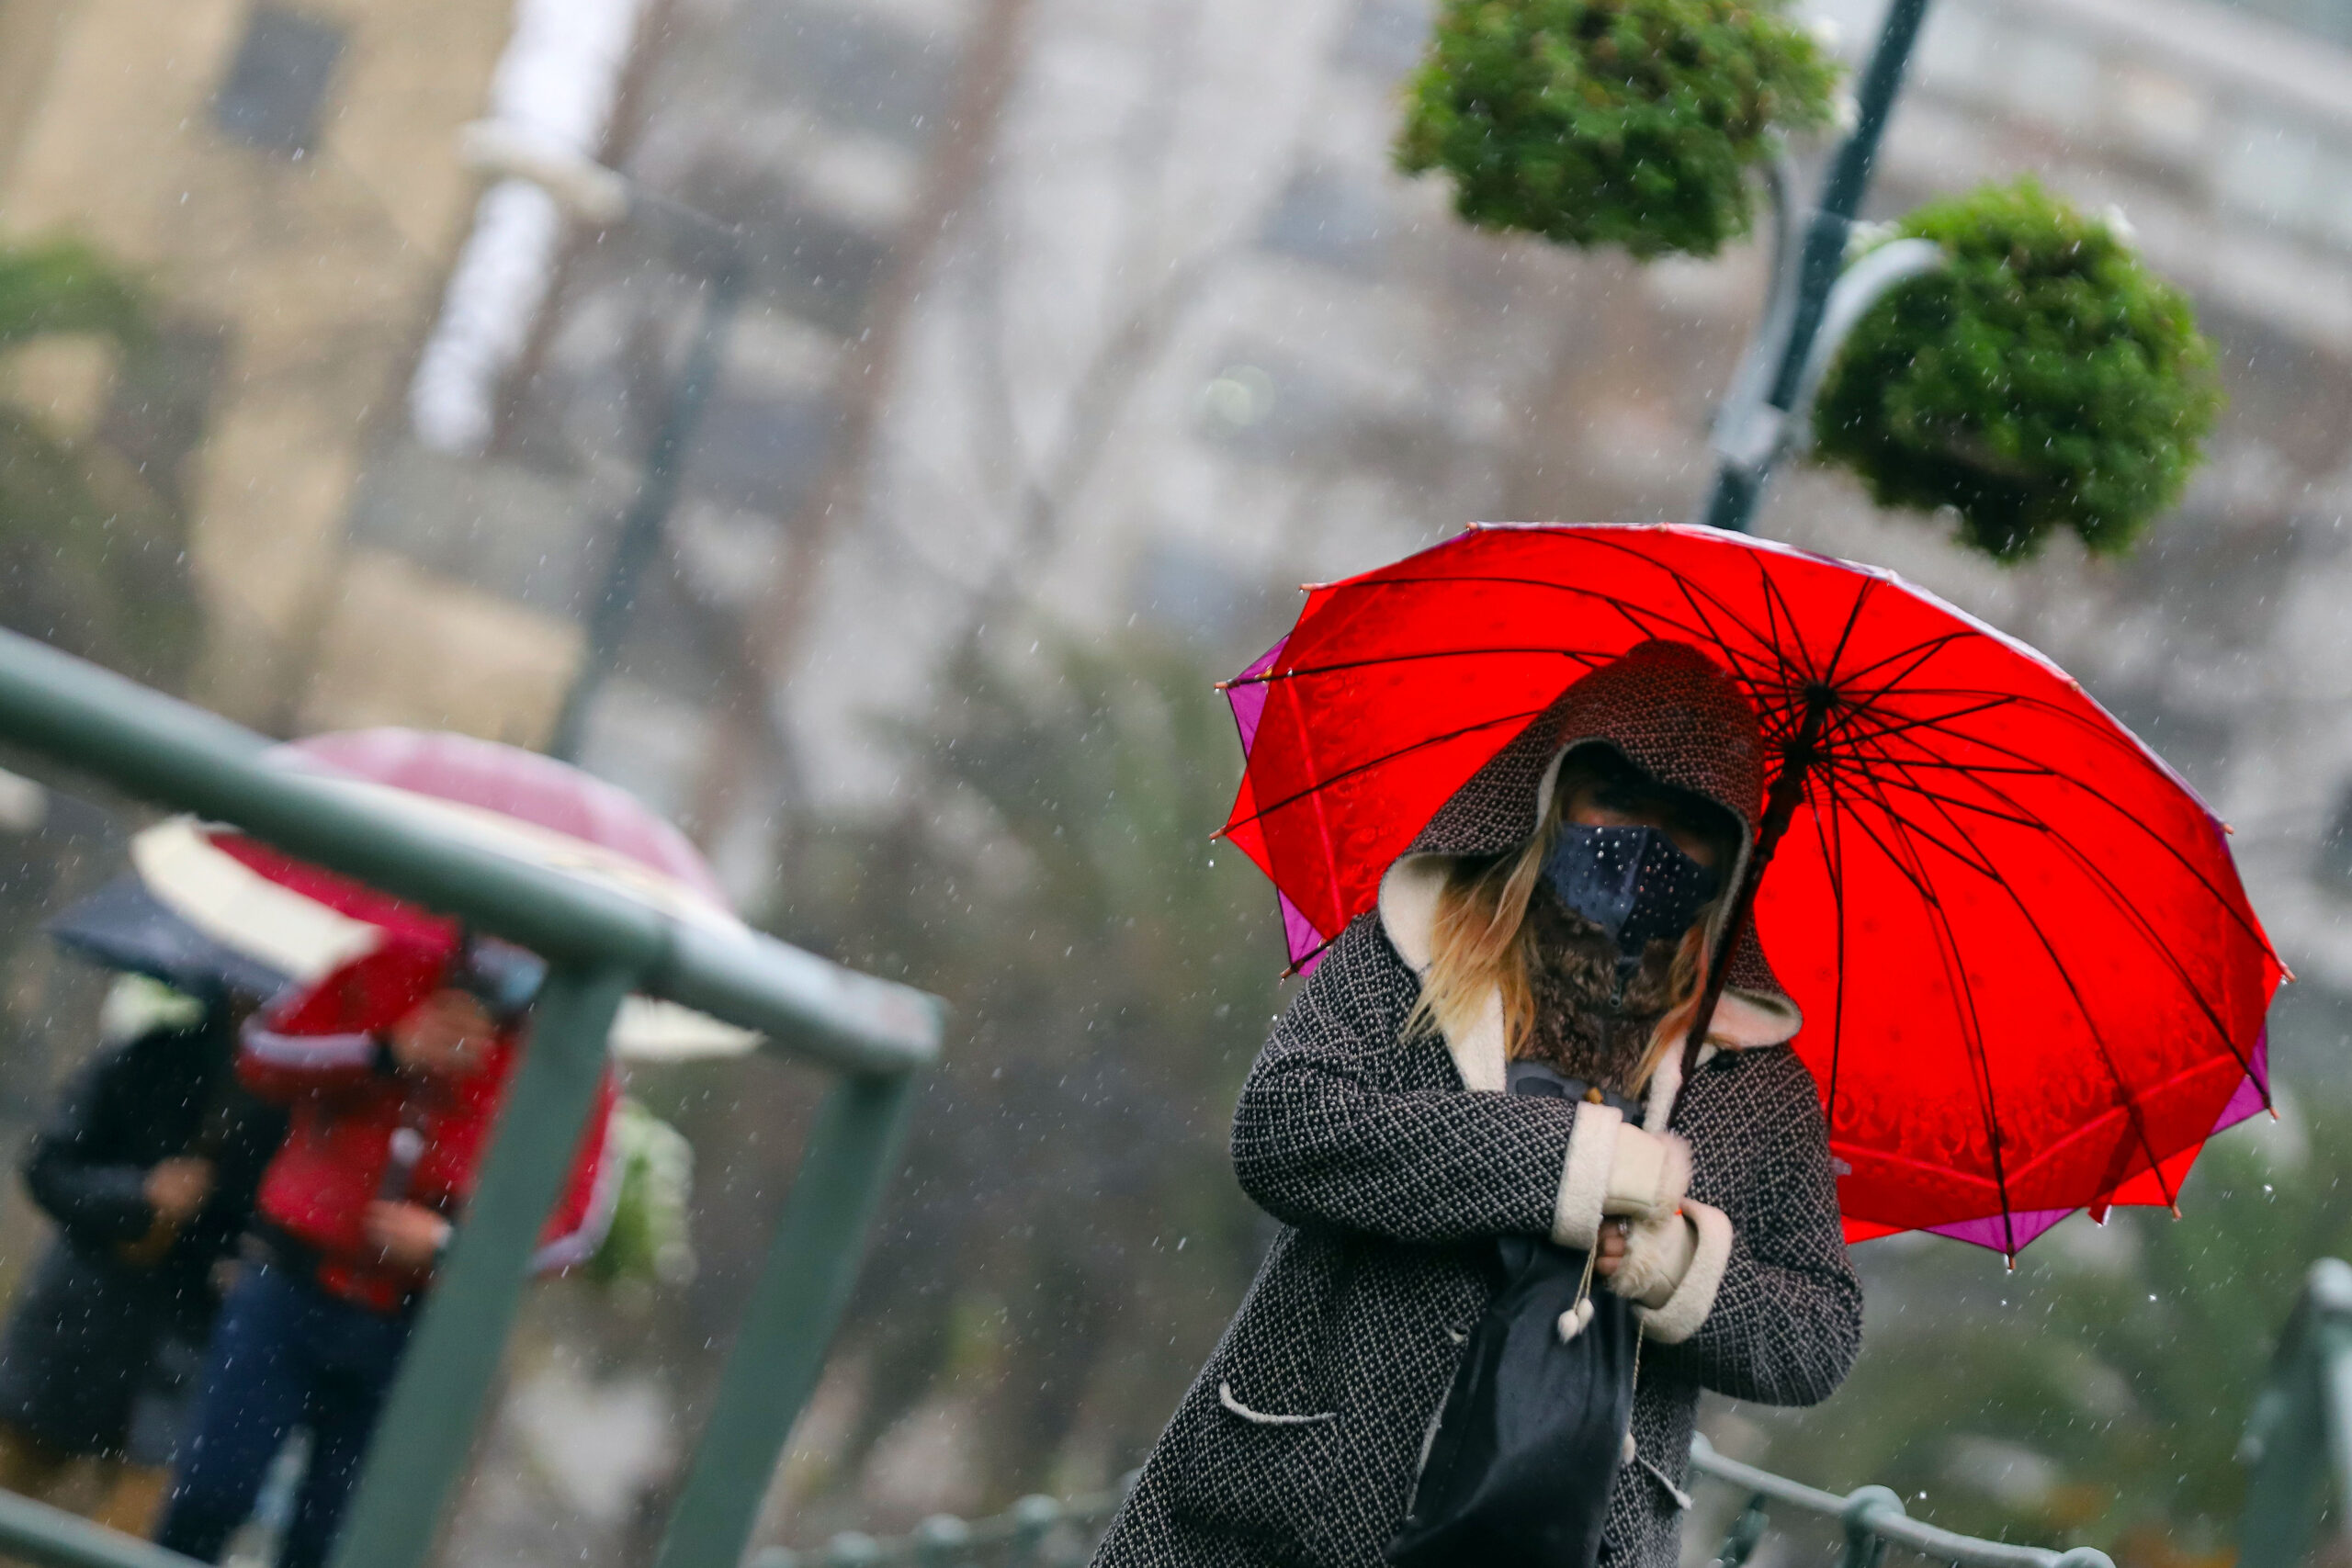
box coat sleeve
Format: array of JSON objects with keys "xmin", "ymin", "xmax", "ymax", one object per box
[
  {"xmin": 23, "ymin": 1048, "xmax": 157, "ymax": 1247},
  {"xmin": 235, "ymin": 943, "xmax": 447, "ymax": 1102},
  {"xmin": 1668, "ymin": 1050, "xmax": 1863, "ymax": 1406},
  {"xmin": 237, "ymin": 1019, "xmax": 386, "ymax": 1103},
  {"xmin": 1229, "ymin": 919, "xmax": 1583, "ymax": 1246}
]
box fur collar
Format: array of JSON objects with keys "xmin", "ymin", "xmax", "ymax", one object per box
[{"xmin": 1376, "ymin": 852, "xmax": 1801, "ymax": 1129}]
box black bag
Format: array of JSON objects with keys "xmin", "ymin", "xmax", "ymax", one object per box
[{"xmin": 1387, "ymin": 1066, "xmax": 1640, "ymax": 1568}]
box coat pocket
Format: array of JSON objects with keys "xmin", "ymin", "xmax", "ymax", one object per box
[
  {"xmin": 1171, "ymin": 1369, "xmax": 1346, "ymax": 1542},
  {"xmin": 1216, "ymin": 1381, "xmax": 1337, "ymax": 1426}
]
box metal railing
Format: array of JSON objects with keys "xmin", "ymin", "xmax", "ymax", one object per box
[
  {"xmin": 0, "ymin": 628, "xmax": 944, "ymax": 1568},
  {"xmin": 1689, "ymin": 1435, "xmax": 2115, "ymax": 1568},
  {"xmin": 2240, "ymin": 1256, "xmax": 2352, "ymax": 1568},
  {"xmin": 752, "ymin": 1479, "xmax": 1135, "ymax": 1568},
  {"xmin": 747, "ymin": 1434, "xmax": 2123, "ymax": 1568}
]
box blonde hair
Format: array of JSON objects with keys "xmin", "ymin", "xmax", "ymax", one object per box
[{"xmin": 1406, "ymin": 799, "xmax": 1720, "ymax": 1096}]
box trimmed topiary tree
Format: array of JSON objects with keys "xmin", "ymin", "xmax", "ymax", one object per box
[
  {"xmin": 1396, "ymin": 0, "xmax": 1840, "ymax": 259},
  {"xmin": 1813, "ymin": 179, "xmax": 2222, "ymax": 561}
]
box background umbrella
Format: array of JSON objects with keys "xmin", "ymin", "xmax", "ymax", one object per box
[
  {"xmin": 48, "ymin": 872, "xmax": 288, "ymax": 1001},
  {"xmin": 1221, "ymin": 524, "xmax": 2285, "ymax": 1256},
  {"xmin": 58, "ymin": 728, "xmax": 754, "ymax": 1060}
]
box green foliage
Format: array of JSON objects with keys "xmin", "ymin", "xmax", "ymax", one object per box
[
  {"xmin": 0, "ymin": 238, "xmax": 147, "ymax": 352},
  {"xmin": 584, "ymin": 1098, "xmax": 697, "ymax": 1290},
  {"xmin": 1396, "ymin": 0, "xmax": 1840, "ymax": 258},
  {"xmin": 1747, "ymin": 1103, "xmax": 2346, "ymax": 1567},
  {"xmin": 0, "ymin": 413, "xmax": 201, "ymax": 682},
  {"xmin": 0, "ymin": 237, "xmax": 199, "ymax": 686},
  {"xmin": 1813, "ymin": 179, "xmax": 2222, "ymax": 561}
]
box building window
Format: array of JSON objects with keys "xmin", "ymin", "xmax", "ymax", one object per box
[{"xmin": 212, "ymin": 5, "xmax": 346, "ymax": 155}]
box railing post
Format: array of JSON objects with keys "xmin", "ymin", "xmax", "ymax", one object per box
[
  {"xmin": 329, "ymin": 964, "xmax": 636, "ymax": 1568},
  {"xmin": 1717, "ymin": 1494, "xmax": 1771, "ymax": 1568},
  {"xmin": 1838, "ymin": 1484, "xmax": 1905, "ymax": 1568},
  {"xmin": 2242, "ymin": 1258, "xmax": 2352, "ymax": 1568},
  {"xmin": 655, "ymin": 1072, "xmax": 921, "ymax": 1568}
]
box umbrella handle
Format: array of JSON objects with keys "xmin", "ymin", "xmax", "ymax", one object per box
[{"xmin": 1681, "ymin": 691, "xmax": 1830, "ymax": 1080}]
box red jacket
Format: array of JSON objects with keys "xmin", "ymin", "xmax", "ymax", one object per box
[{"xmin": 239, "ymin": 944, "xmax": 619, "ymax": 1313}]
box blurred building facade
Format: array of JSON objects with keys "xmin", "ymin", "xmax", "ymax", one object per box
[
  {"xmin": 13, "ymin": 0, "xmax": 2352, "ymax": 953},
  {"xmin": 0, "ymin": 0, "xmax": 574, "ymax": 736}
]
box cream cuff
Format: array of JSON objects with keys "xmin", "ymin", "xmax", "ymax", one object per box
[
  {"xmin": 1551, "ymin": 1102, "xmax": 1621, "ymax": 1251},
  {"xmin": 1603, "ymin": 1124, "xmax": 1692, "ymax": 1221},
  {"xmin": 1634, "ymin": 1200, "xmax": 1733, "ymax": 1344}
]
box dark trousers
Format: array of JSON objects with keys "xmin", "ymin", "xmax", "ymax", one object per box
[{"xmin": 155, "ymin": 1263, "xmax": 413, "ymax": 1568}]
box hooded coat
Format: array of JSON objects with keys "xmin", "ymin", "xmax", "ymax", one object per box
[
  {"xmin": 1091, "ymin": 642, "xmax": 1861, "ymax": 1568},
  {"xmin": 0, "ymin": 995, "xmax": 285, "ymax": 1460},
  {"xmin": 238, "ymin": 944, "xmax": 619, "ymax": 1314}
]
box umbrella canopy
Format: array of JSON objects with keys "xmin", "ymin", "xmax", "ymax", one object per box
[
  {"xmin": 48, "ymin": 872, "xmax": 288, "ymax": 1001},
  {"xmin": 76, "ymin": 728, "xmax": 755, "ymax": 1060},
  {"xmin": 1220, "ymin": 524, "xmax": 2284, "ymax": 1255}
]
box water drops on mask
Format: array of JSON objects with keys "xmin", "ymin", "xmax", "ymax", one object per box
[{"xmin": 1540, "ymin": 825, "xmax": 1719, "ymax": 962}]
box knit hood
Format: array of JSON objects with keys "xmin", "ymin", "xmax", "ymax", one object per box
[{"xmin": 1377, "ymin": 640, "xmax": 1801, "ymax": 1111}]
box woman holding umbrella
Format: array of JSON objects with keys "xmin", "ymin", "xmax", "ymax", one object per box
[
  {"xmin": 1100, "ymin": 523, "xmax": 2280, "ymax": 1568},
  {"xmin": 1094, "ymin": 639, "xmax": 1861, "ymax": 1568}
]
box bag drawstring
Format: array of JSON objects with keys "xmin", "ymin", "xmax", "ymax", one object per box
[
  {"xmin": 1555, "ymin": 1244, "xmax": 1600, "ymax": 1344},
  {"xmin": 1557, "ymin": 1240, "xmax": 1646, "ymax": 1466}
]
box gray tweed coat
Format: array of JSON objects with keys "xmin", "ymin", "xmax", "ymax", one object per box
[{"xmin": 1092, "ymin": 648, "xmax": 1862, "ymax": 1568}]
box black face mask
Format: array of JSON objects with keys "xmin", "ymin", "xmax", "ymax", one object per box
[{"xmin": 1540, "ymin": 823, "xmax": 1720, "ymax": 961}]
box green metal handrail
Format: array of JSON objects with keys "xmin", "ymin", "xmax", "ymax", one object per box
[
  {"xmin": 0, "ymin": 627, "xmax": 944, "ymax": 1568},
  {"xmin": 752, "ymin": 1478, "xmax": 1135, "ymax": 1567},
  {"xmin": 1688, "ymin": 1435, "xmax": 2115, "ymax": 1568},
  {"xmin": 2240, "ymin": 1257, "xmax": 2352, "ymax": 1568},
  {"xmin": 744, "ymin": 1433, "xmax": 2123, "ymax": 1568}
]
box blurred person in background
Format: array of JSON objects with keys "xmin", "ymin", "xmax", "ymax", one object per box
[
  {"xmin": 155, "ymin": 938, "xmax": 616, "ymax": 1568},
  {"xmin": 0, "ymin": 976, "xmax": 286, "ymax": 1534}
]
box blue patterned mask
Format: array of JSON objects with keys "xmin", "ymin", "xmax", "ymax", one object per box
[{"xmin": 1541, "ymin": 823, "xmax": 1719, "ymax": 959}]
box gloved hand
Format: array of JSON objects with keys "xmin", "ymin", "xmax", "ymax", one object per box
[
  {"xmin": 1552, "ymin": 1107, "xmax": 1690, "ymax": 1250},
  {"xmin": 1604, "ymin": 1211, "xmax": 1698, "ymax": 1308},
  {"xmin": 1602, "ymin": 1124, "xmax": 1690, "ymax": 1222}
]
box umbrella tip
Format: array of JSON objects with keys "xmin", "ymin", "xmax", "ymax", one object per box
[
  {"xmin": 2169, "ymin": 1203, "xmax": 2183, "ymax": 1220},
  {"xmin": 2003, "ymin": 1254, "xmax": 2016, "ymax": 1273}
]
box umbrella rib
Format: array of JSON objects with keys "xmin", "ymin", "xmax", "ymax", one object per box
[
  {"xmin": 1859, "ymin": 730, "xmax": 2266, "ymax": 1091},
  {"xmin": 1841, "ymin": 702, "xmax": 2274, "ymax": 956},
  {"xmin": 1224, "ymin": 644, "xmax": 1620, "ymax": 688},
  {"xmin": 1545, "ymin": 532, "xmax": 1790, "ymax": 664},
  {"xmin": 1219, "ymin": 707, "xmax": 1552, "ymax": 836},
  {"xmin": 1839, "ymin": 761, "xmax": 2022, "ymax": 1257},
  {"xmin": 1818, "ymin": 578, "xmax": 1882, "ymax": 687},
  {"xmin": 1815, "ymin": 629, "xmax": 1980, "ymax": 697},
  {"xmin": 1809, "ymin": 756, "xmax": 1855, "ymax": 1141},
  {"xmin": 1298, "ymin": 571, "xmax": 1728, "ymax": 652},
  {"xmin": 1815, "ymin": 751, "xmax": 2006, "ymax": 877},
  {"xmin": 1872, "ymin": 740, "xmax": 2186, "ymax": 1208},
  {"xmin": 1820, "ymin": 751, "xmax": 2048, "ymax": 840}
]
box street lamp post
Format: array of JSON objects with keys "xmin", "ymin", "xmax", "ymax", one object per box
[
  {"xmin": 1695, "ymin": 0, "xmax": 1937, "ymax": 535},
  {"xmin": 458, "ymin": 123, "xmax": 746, "ymax": 762}
]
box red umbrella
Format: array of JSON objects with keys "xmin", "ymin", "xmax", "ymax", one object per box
[
  {"xmin": 127, "ymin": 728, "xmax": 755, "ymax": 1059},
  {"xmin": 1220, "ymin": 524, "xmax": 2284, "ymax": 1255}
]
